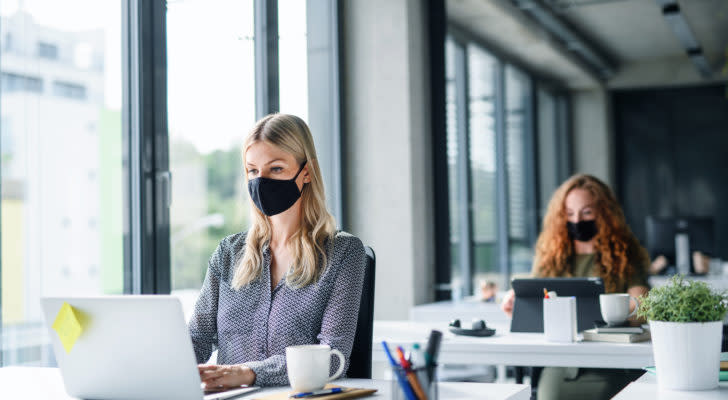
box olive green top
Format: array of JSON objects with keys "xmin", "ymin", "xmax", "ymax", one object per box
[{"xmin": 571, "ymin": 253, "xmax": 649, "ymax": 293}]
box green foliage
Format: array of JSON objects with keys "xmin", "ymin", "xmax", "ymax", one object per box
[
  {"xmin": 637, "ymin": 275, "xmax": 728, "ymax": 322},
  {"xmin": 170, "ymin": 139, "xmax": 249, "ymax": 290}
]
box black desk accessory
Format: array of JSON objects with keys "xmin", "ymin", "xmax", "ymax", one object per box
[{"xmin": 448, "ymin": 318, "xmax": 496, "ymax": 337}]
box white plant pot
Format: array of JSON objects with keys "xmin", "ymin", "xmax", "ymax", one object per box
[{"xmin": 649, "ymin": 320, "xmax": 722, "ymax": 391}]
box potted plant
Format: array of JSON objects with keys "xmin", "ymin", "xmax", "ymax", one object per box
[{"xmin": 638, "ymin": 275, "xmax": 728, "ymax": 390}]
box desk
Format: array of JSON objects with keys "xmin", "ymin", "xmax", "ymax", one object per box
[
  {"xmin": 374, "ymin": 321, "xmax": 654, "ymax": 369},
  {"xmin": 0, "ymin": 367, "xmax": 531, "ymax": 400},
  {"xmin": 409, "ymin": 297, "xmax": 510, "ymax": 325},
  {"xmin": 612, "ymin": 372, "xmax": 728, "ymax": 399}
]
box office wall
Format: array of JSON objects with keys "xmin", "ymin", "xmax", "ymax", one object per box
[
  {"xmin": 570, "ymin": 88, "xmax": 615, "ymax": 187},
  {"xmin": 608, "ymin": 57, "xmax": 728, "ymax": 90},
  {"xmin": 614, "ymin": 84, "xmax": 728, "ymax": 260},
  {"xmin": 340, "ymin": 0, "xmax": 435, "ymax": 320}
]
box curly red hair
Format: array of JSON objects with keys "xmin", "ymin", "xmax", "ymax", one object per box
[{"xmin": 533, "ymin": 174, "xmax": 649, "ymax": 293}]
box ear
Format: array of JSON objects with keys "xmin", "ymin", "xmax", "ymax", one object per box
[{"xmin": 302, "ymin": 165, "xmax": 311, "ymax": 183}]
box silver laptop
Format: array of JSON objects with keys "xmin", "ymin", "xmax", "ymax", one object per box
[{"xmin": 41, "ymin": 296, "xmax": 259, "ymax": 400}]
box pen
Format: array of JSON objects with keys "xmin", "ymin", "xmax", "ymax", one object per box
[
  {"xmin": 396, "ymin": 346, "xmax": 427, "ymax": 400},
  {"xmin": 424, "ymin": 330, "xmax": 442, "ymax": 382},
  {"xmin": 289, "ymin": 387, "xmax": 343, "ymax": 398},
  {"xmin": 381, "ymin": 341, "xmax": 417, "ymax": 400},
  {"xmin": 411, "ymin": 343, "xmax": 424, "ymax": 368},
  {"xmin": 424, "ymin": 330, "xmax": 442, "ymax": 366},
  {"xmin": 543, "ymin": 288, "xmax": 549, "ymax": 299}
]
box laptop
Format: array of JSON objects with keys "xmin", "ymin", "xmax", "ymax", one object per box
[
  {"xmin": 41, "ymin": 296, "xmax": 259, "ymax": 400},
  {"xmin": 510, "ymin": 277, "xmax": 605, "ymax": 332}
]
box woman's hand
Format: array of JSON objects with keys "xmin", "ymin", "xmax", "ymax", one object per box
[
  {"xmin": 501, "ymin": 289, "xmax": 515, "ymax": 318},
  {"xmin": 198, "ymin": 364, "xmax": 256, "ymax": 390}
]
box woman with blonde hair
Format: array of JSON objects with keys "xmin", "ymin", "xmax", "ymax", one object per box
[
  {"xmin": 501, "ymin": 174, "xmax": 649, "ymax": 400},
  {"xmin": 189, "ymin": 114, "xmax": 366, "ymax": 388}
]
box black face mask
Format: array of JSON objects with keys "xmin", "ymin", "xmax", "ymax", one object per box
[
  {"xmin": 567, "ymin": 220, "xmax": 598, "ymax": 242},
  {"xmin": 247, "ymin": 162, "xmax": 306, "ymax": 217}
]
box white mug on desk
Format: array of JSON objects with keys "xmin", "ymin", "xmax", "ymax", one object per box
[
  {"xmin": 286, "ymin": 344, "xmax": 345, "ymax": 392},
  {"xmin": 599, "ymin": 293, "xmax": 639, "ymax": 325}
]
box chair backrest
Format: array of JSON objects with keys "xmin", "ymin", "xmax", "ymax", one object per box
[{"xmin": 347, "ymin": 246, "xmax": 376, "ymax": 379}]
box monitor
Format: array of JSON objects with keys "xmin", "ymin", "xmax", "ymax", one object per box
[{"xmin": 645, "ymin": 216, "xmax": 715, "ymax": 274}]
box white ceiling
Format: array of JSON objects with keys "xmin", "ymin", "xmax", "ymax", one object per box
[
  {"xmin": 551, "ymin": 0, "xmax": 728, "ymax": 66},
  {"xmin": 447, "ymin": 0, "xmax": 600, "ymax": 89},
  {"xmin": 448, "ymin": 0, "xmax": 728, "ymax": 89}
]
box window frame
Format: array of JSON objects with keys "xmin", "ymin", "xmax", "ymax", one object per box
[{"xmin": 436, "ymin": 23, "xmax": 572, "ymax": 298}]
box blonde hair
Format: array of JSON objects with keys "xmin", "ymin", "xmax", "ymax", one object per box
[{"xmin": 232, "ymin": 114, "xmax": 337, "ymax": 289}]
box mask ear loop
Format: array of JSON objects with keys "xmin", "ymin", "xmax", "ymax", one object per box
[{"xmin": 292, "ymin": 161, "xmax": 307, "ymax": 181}]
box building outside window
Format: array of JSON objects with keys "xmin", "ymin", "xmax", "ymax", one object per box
[
  {"xmin": 0, "ymin": 1, "xmax": 122, "ymax": 366},
  {"xmin": 37, "ymin": 41, "xmax": 58, "ymax": 59}
]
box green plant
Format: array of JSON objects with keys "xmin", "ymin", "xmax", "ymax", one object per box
[{"xmin": 637, "ymin": 275, "xmax": 728, "ymax": 322}]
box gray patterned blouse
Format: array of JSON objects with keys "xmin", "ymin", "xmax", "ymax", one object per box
[{"xmin": 188, "ymin": 231, "xmax": 366, "ymax": 387}]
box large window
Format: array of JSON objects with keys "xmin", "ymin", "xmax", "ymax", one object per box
[
  {"xmin": 166, "ymin": 0, "xmax": 256, "ymax": 312},
  {"xmin": 0, "ymin": 0, "xmax": 342, "ymax": 367},
  {"xmin": 1, "ymin": 0, "xmax": 123, "ymax": 366},
  {"xmin": 444, "ymin": 30, "xmax": 570, "ymax": 297},
  {"xmin": 504, "ymin": 66, "xmax": 535, "ymax": 276},
  {"xmin": 166, "ymin": 0, "xmax": 339, "ymax": 316},
  {"xmin": 467, "ymin": 45, "xmax": 498, "ymax": 292},
  {"xmin": 278, "ymin": 0, "xmax": 308, "ymax": 120}
]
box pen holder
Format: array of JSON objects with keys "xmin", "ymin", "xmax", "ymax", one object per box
[
  {"xmin": 543, "ymin": 296, "xmax": 577, "ymax": 342},
  {"xmin": 390, "ymin": 364, "xmax": 437, "ymax": 400}
]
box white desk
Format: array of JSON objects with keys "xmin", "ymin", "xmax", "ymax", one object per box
[
  {"xmin": 374, "ymin": 321, "xmax": 654, "ymax": 369},
  {"xmin": 0, "ymin": 367, "xmax": 530, "ymax": 400},
  {"xmin": 612, "ymin": 372, "xmax": 728, "ymax": 399},
  {"xmin": 409, "ymin": 297, "xmax": 510, "ymax": 325}
]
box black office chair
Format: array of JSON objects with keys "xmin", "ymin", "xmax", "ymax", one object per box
[{"xmin": 346, "ymin": 246, "xmax": 376, "ymax": 379}]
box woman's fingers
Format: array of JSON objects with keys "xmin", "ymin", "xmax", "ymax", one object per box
[{"xmin": 200, "ymin": 365, "xmax": 242, "ymax": 389}]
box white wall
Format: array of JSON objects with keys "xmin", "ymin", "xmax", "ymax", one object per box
[
  {"xmin": 341, "ymin": 0, "xmax": 435, "ymax": 320},
  {"xmin": 570, "ymin": 88, "xmax": 615, "ymax": 187}
]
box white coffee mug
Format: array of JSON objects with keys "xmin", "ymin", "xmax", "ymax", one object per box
[
  {"xmin": 286, "ymin": 344, "xmax": 345, "ymax": 392},
  {"xmin": 599, "ymin": 293, "xmax": 640, "ymax": 325}
]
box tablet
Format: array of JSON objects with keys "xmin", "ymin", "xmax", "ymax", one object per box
[{"xmin": 510, "ymin": 277, "xmax": 605, "ymax": 332}]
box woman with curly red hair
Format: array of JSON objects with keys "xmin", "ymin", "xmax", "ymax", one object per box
[
  {"xmin": 502, "ymin": 174, "xmax": 649, "ymax": 400},
  {"xmin": 532, "ymin": 173, "xmax": 650, "ymax": 295}
]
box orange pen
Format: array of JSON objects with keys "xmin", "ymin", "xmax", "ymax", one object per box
[
  {"xmin": 396, "ymin": 346, "xmax": 428, "ymax": 400},
  {"xmin": 543, "ymin": 288, "xmax": 550, "ymax": 299}
]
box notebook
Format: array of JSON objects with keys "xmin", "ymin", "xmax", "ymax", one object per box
[
  {"xmin": 582, "ymin": 328, "xmax": 651, "ymax": 343},
  {"xmin": 255, "ymin": 385, "xmax": 377, "ymax": 400}
]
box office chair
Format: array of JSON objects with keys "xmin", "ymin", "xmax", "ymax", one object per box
[{"xmin": 346, "ymin": 246, "xmax": 376, "ymax": 379}]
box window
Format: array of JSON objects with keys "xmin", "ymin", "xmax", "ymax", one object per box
[
  {"xmin": 52, "ymin": 81, "xmax": 87, "ymax": 100},
  {"xmin": 536, "ymin": 88, "xmax": 571, "ymax": 220},
  {"xmin": 167, "ymin": 0, "xmax": 340, "ymax": 316},
  {"xmin": 445, "ymin": 38, "xmax": 461, "ymax": 291},
  {"xmin": 468, "ymin": 45, "xmax": 499, "ymax": 290},
  {"xmin": 37, "ymin": 41, "xmax": 59, "ymax": 59},
  {"xmin": 442, "ymin": 30, "xmax": 569, "ymax": 298},
  {"xmin": 4, "ymin": 33, "xmax": 13, "ymax": 52},
  {"xmin": 1, "ymin": 0, "xmax": 343, "ymax": 365},
  {"xmin": 504, "ymin": 66, "xmax": 535, "ymax": 276},
  {"xmin": 278, "ymin": 0, "xmax": 308, "ymax": 121},
  {"xmin": 1, "ymin": 1, "xmax": 123, "ymax": 366},
  {"xmin": 1, "ymin": 72, "xmax": 43, "ymax": 93},
  {"xmin": 166, "ymin": 0, "xmax": 255, "ymax": 309}
]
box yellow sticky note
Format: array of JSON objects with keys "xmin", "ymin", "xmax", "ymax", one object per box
[{"xmin": 52, "ymin": 302, "xmax": 83, "ymax": 353}]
